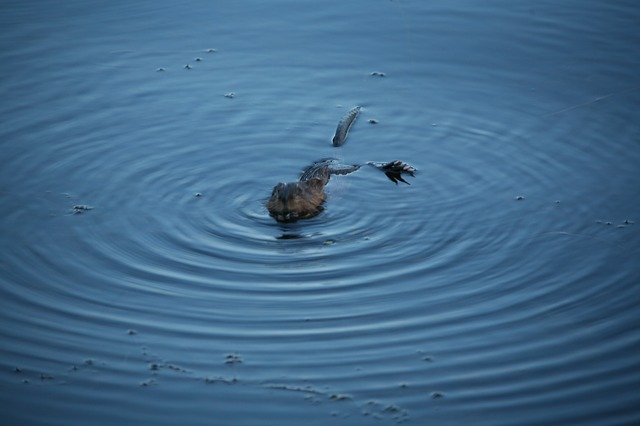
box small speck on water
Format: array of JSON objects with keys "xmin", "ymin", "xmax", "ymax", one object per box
[
  {"xmin": 127, "ymin": 329, "xmax": 137, "ymax": 335},
  {"xmin": 515, "ymin": 195, "xmax": 525, "ymax": 201},
  {"xmin": 194, "ymin": 192, "xmax": 202, "ymax": 198},
  {"xmin": 368, "ymin": 119, "xmax": 378, "ymax": 124},
  {"xmin": 206, "ymin": 48, "xmax": 217, "ymax": 53},
  {"xmin": 323, "ymin": 239, "xmax": 336, "ymax": 246},
  {"xmin": 72, "ymin": 205, "xmax": 93, "ymax": 214},
  {"xmin": 204, "ymin": 376, "xmax": 237, "ymax": 385},
  {"xmin": 431, "ymin": 391, "xmax": 444, "ymax": 399},
  {"xmin": 329, "ymin": 394, "xmax": 351, "ymax": 401},
  {"xmin": 184, "ymin": 64, "xmax": 192, "ymax": 70},
  {"xmin": 224, "ymin": 92, "xmax": 235, "ymax": 98},
  {"xmin": 370, "ymin": 71, "xmax": 386, "ymax": 77},
  {"xmin": 156, "ymin": 67, "xmax": 165, "ymax": 72},
  {"xmin": 195, "ymin": 57, "xmax": 202, "ymax": 62},
  {"xmin": 225, "ymin": 353, "xmax": 242, "ymax": 365}
]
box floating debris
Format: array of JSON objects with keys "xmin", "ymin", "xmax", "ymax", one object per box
[
  {"xmin": 225, "ymin": 353, "xmax": 242, "ymax": 365},
  {"xmin": 165, "ymin": 364, "xmax": 186, "ymax": 372},
  {"xmin": 364, "ymin": 400, "xmax": 410, "ymax": 423},
  {"xmin": 148, "ymin": 362, "xmax": 187, "ymax": 373},
  {"xmin": 370, "ymin": 71, "xmax": 386, "ymax": 77},
  {"xmin": 224, "ymin": 92, "xmax": 235, "ymax": 99},
  {"xmin": 417, "ymin": 350, "xmax": 434, "ymax": 362},
  {"xmin": 265, "ymin": 383, "xmax": 324, "ymax": 395},
  {"xmin": 329, "ymin": 393, "xmax": 352, "ymax": 401},
  {"xmin": 72, "ymin": 204, "xmax": 93, "ymax": 214},
  {"xmin": 204, "ymin": 376, "xmax": 237, "ymax": 385},
  {"xmin": 40, "ymin": 373, "xmax": 54, "ymax": 381},
  {"xmin": 368, "ymin": 119, "xmax": 378, "ymax": 124},
  {"xmin": 304, "ymin": 394, "xmax": 322, "ymax": 405}
]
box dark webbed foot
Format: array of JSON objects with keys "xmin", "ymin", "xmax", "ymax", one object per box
[{"xmin": 368, "ymin": 160, "xmax": 416, "ymax": 185}]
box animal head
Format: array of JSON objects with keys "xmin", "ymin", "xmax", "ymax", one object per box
[{"xmin": 267, "ymin": 180, "xmax": 326, "ymax": 223}]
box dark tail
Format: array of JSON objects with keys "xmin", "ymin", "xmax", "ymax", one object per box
[{"xmin": 332, "ymin": 106, "xmax": 361, "ymax": 147}]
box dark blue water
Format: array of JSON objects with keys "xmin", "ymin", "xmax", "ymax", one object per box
[{"xmin": 1, "ymin": 1, "xmax": 639, "ymax": 424}]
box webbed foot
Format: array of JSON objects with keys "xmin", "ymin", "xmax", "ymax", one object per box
[{"xmin": 368, "ymin": 160, "xmax": 416, "ymax": 185}]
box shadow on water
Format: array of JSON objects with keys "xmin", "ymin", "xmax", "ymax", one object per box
[{"xmin": 277, "ymin": 232, "xmax": 306, "ymax": 240}]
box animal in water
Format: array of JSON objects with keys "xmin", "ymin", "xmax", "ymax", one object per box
[{"xmin": 267, "ymin": 106, "xmax": 416, "ymax": 223}]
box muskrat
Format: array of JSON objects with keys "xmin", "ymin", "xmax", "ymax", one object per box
[{"xmin": 267, "ymin": 107, "xmax": 416, "ymax": 223}]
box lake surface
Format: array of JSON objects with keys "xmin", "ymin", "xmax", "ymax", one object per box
[{"xmin": 1, "ymin": 0, "xmax": 639, "ymax": 424}]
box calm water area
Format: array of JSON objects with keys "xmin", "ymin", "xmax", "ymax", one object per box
[{"xmin": 1, "ymin": 1, "xmax": 639, "ymax": 424}]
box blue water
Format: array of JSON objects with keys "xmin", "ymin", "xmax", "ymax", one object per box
[{"xmin": 1, "ymin": 1, "xmax": 639, "ymax": 425}]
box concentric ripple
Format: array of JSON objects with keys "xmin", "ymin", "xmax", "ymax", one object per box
[{"xmin": 1, "ymin": 1, "xmax": 639, "ymax": 425}]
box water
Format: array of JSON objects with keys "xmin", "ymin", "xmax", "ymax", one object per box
[{"xmin": 1, "ymin": 1, "xmax": 639, "ymax": 424}]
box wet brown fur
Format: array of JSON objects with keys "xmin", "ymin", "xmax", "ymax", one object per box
[{"xmin": 267, "ymin": 178, "xmax": 327, "ymax": 223}]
